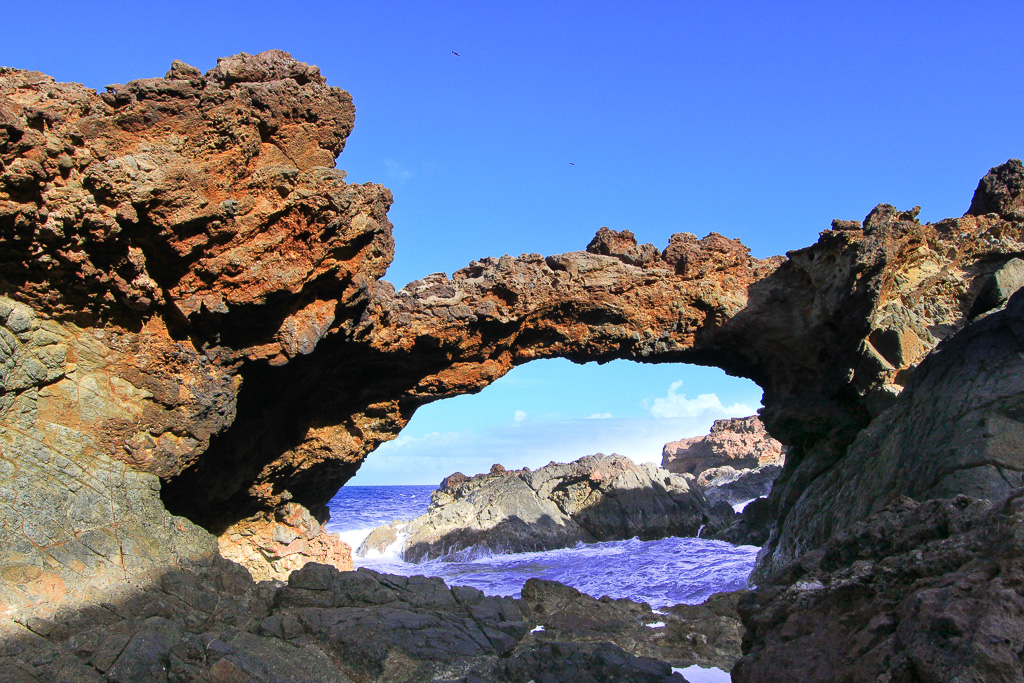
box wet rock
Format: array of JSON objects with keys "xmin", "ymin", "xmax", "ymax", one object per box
[
  {"xmin": 520, "ymin": 578, "xmax": 745, "ymax": 672},
  {"xmin": 367, "ymin": 455, "xmax": 714, "ymax": 562}
]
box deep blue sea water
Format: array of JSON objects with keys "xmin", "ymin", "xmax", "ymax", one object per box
[{"xmin": 325, "ymin": 485, "xmax": 759, "ymax": 608}]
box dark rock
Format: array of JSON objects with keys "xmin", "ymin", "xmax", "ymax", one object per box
[
  {"xmin": 500, "ymin": 641, "xmax": 684, "ymax": 683},
  {"xmin": 710, "ymin": 498, "xmax": 773, "ymax": 547},
  {"xmin": 700, "ymin": 465, "xmax": 782, "ymax": 508},
  {"xmin": 968, "ymin": 158, "xmax": 1024, "ymax": 219},
  {"xmin": 734, "ymin": 493, "xmax": 1024, "ymax": 682},
  {"xmin": 758, "ymin": 285, "xmax": 1024, "ymax": 581}
]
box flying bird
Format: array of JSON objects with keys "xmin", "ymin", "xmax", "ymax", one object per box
[
  {"xmin": 452, "ymin": 51, "xmax": 460, "ymax": 56},
  {"xmin": 569, "ymin": 162, "xmax": 575, "ymax": 166}
]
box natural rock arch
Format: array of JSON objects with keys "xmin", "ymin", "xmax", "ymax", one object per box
[{"xmin": 3, "ymin": 50, "xmax": 1023, "ymax": 585}]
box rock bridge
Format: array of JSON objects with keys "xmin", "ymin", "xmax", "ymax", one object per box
[{"xmin": 3, "ymin": 50, "xmax": 1023, "ymax": 593}]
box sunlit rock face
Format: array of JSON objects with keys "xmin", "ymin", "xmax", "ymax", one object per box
[{"xmin": 3, "ymin": 50, "xmax": 1024, "ymax": 599}]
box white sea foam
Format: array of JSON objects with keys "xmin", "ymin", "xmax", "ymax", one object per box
[
  {"xmin": 328, "ymin": 486, "xmax": 760, "ymax": 609},
  {"xmin": 732, "ymin": 497, "xmax": 760, "ymax": 512},
  {"xmin": 336, "ymin": 527, "xmax": 375, "ymax": 553},
  {"xmin": 672, "ymin": 665, "xmax": 731, "ymax": 682}
]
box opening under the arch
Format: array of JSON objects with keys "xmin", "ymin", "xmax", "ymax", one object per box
[{"xmin": 348, "ymin": 358, "xmax": 765, "ymax": 486}]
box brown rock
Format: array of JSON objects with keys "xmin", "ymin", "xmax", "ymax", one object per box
[
  {"xmin": 4, "ymin": 55, "xmax": 1024, "ymax": 676},
  {"xmin": 217, "ymin": 502, "xmax": 352, "ymax": 582},
  {"xmin": 662, "ymin": 416, "xmax": 784, "ymax": 478}
]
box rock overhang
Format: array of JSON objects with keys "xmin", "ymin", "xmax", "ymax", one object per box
[{"xmin": 2, "ymin": 50, "xmax": 1024, "ymax": 584}]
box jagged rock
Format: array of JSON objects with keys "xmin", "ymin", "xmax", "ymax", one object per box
[
  {"xmin": 363, "ymin": 455, "xmax": 717, "ymax": 562},
  {"xmin": 0, "ymin": 554, "xmax": 732, "ymax": 682},
  {"xmin": 0, "ymin": 50, "xmax": 391, "ymax": 581},
  {"xmin": 710, "ymin": 498, "xmax": 774, "ymax": 547},
  {"xmin": 5, "ymin": 54, "xmax": 1024, "ymax": 680},
  {"xmin": 218, "ymin": 502, "xmax": 353, "ymax": 582},
  {"xmin": 734, "ymin": 492, "xmax": 1024, "ymax": 682},
  {"xmin": 520, "ymin": 578, "xmax": 745, "ymax": 672},
  {"xmin": 662, "ymin": 416, "xmax": 784, "ymax": 479},
  {"xmin": 699, "ymin": 464, "xmax": 783, "ymax": 508},
  {"xmin": 755, "ymin": 275, "xmax": 1024, "ymax": 581}
]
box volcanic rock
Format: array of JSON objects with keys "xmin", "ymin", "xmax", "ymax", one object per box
[
  {"xmin": 362, "ymin": 455, "xmax": 719, "ymax": 562},
  {"xmin": 663, "ymin": 416, "xmax": 783, "ymax": 475},
  {"xmin": 755, "ymin": 271, "xmax": 1024, "ymax": 581},
  {"xmin": 734, "ymin": 492, "xmax": 1024, "ymax": 682},
  {"xmin": 0, "ymin": 552, "xmax": 737, "ymax": 682},
  {"xmin": 5, "ymin": 53, "xmax": 1024, "ymax": 681},
  {"xmin": 521, "ymin": 578, "xmax": 746, "ymax": 672}
]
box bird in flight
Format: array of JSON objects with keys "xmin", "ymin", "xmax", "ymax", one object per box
[
  {"xmin": 452, "ymin": 51, "xmax": 461, "ymax": 56},
  {"xmin": 569, "ymin": 162, "xmax": 575, "ymax": 166}
]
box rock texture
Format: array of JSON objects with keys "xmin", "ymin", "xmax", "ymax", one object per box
[
  {"xmin": 521, "ymin": 579, "xmax": 746, "ymax": 673},
  {"xmin": 755, "ymin": 262, "xmax": 1024, "ymax": 582},
  {"xmin": 0, "ymin": 50, "xmax": 392, "ymax": 582},
  {"xmin": 663, "ymin": 416, "xmax": 784, "ymax": 476},
  {"xmin": 735, "ymin": 493, "xmax": 1024, "ymax": 682},
  {"xmin": 360, "ymin": 455, "xmax": 721, "ymax": 562},
  {"xmin": 662, "ymin": 416, "xmax": 786, "ymax": 507},
  {"xmin": 5, "ymin": 53, "xmax": 1024, "ymax": 680},
  {"xmin": 0, "ymin": 553, "xmax": 743, "ymax": 682}
]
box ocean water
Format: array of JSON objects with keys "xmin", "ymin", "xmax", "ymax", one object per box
[{"xmin": 325, "ymin": 485, "xmax": 759, "ymax": 609}]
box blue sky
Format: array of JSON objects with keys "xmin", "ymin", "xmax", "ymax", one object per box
[{"xmin": 5, "ymin": 1, "xmax": 1022, "ymax": 484}]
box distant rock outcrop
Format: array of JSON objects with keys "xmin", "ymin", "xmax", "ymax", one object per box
[
  {"xmin": 360, "ymin": 455, "xmax": 725, "ymax": 562},
  {"xmin": 663, "ymin": 415, "xmax": 784, "ymax": 476},
  {"xmin": 662, "ymin": 416, "xmax": 785, "ymax": 507}
]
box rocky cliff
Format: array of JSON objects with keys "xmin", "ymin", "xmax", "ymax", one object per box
[
  {"xmin": 3, "ymin": 51, "xmax": 1024, "ymax": 681},
  {"xmin": 662, "ymin": 416, "xmax": 784, "ymax": 477}
]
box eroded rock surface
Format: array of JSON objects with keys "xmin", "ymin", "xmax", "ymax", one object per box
[
  {"xmin": 361, "ymin": 455, "xmax": 718, "ymax": 562},
  {"xmin": 735, "ymin": 493, "xmax": 1024, "ymax": 682},
  {"xmin": 2, "ymin": 555, "xmax": 733, "ymax": 682},
  {"xmin": 662, "ymin": 415, "xmax": 785, "ymax": 507},
  {"xmin": 663, "ymin": 416, "xmax": 784, "ymax": 477},
  {"xmin": 4, "ymin": 53, "xmax": 1024, "ymax": 680}
]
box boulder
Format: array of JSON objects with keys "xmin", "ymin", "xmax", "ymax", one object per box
[{"xmin": 362, "ymin": 455, "xmax": 718, "ymax": 562}]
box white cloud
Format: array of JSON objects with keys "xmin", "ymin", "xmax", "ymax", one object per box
[
  {"xmin": 357, "ymin": 414, "xmax": 728, "ymax": 485},
  {"xmin": 386, "ymin": 430, "xmax": 467, "ymax": 449},
  {"xmin": 383, "ymin": 159, "xmax": 415, "ymax": 182},
  {"xmin": 586, "ymin": 412, "xmax": 613, "ymax": 419},
  {"xmin": 514, "ymin": 409, "xmax": 528, "ymax": 423},
  {"xmin": 643, "ymin": 380, "xmax": 753, "ymax": 419}
]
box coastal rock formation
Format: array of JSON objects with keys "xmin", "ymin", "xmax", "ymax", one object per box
[
  {"xmin": 522, "ymin": 579, "xmax": 746, "ymax": 672},
  {"xmin": 4, "ymin": 52, "xmax": 1024, "ymax": 680},
  {"xmin": 662, "ymin": 416, "xmax": 785, "ymax": 507},
  {"xmin": 2, "ymin": 553, "xmax": 741, "ymax": 682},
  {"xmin": 0, "ymin": 50, "xmax": 392, "ymax": 582},
  {"xmin": 360, "ymin": 455, "xmax": 719, "ymax": 562},
  {"xmin": 663, "ymin": 416, "xmax": 784, "ymax": 476},
  {"xmin": 735, "ymin": 492, "xmax": 1024, "ymax": 682}
]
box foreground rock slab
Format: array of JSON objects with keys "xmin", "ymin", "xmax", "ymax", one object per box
[{"xmin": 1, "ymin": 558, "xmax": 739, "ymax": 682}]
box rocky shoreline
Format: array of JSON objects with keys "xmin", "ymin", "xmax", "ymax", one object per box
[
  {"xmin": 359, "ymin": 455, "xmax": 733, "ymax": 562},
  {"xmin": 3, "ymin": 50, "xmax": 1024, "ymax": 681}
]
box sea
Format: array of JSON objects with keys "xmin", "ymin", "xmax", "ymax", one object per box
[{"xmin": 326, "ymin": 485, "xmax": 760, "ymax": 683}]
